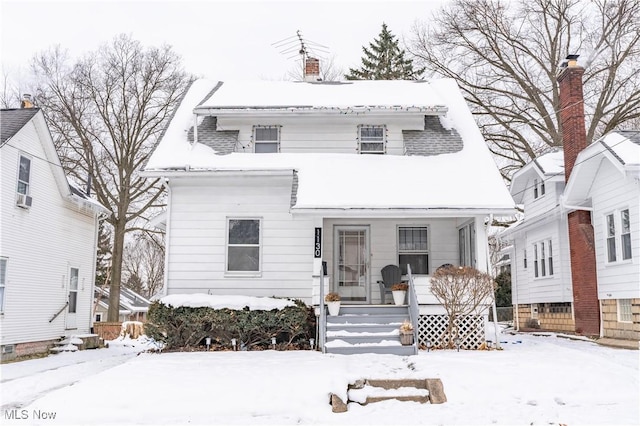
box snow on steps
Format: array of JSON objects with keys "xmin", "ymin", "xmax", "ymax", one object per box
[
  {"xmin": 330, "ymin": 378, "xmax": 447, "ymax": 412},
  {"xmin": 324, "ymin": 305, "xmax": 417, "ymax": 355},
  {"xmin": 50, "ymin": 334, "xmax": 101, "ymax": 353}
]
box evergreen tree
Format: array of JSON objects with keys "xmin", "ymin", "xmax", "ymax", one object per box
[{"xmin": 346, "ymin": 23, "xmax": 424, "ymax": 80}]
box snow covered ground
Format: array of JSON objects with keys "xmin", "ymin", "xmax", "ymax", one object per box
[{"xmin": 1, "ymin": 328, "xmax": 638, "ymax": 426}]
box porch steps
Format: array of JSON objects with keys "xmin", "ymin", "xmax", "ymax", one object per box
[
  {"xmin": 50, "ymin": 334, "xmax": 101, "ymax": 353},
  {"xmin": 325, "ymin": 305, "xmax": 417, "ymax": 356}
]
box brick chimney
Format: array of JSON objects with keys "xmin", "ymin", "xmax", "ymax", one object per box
[
  {"xmin": 557, "ymin": 54, "xmax": 600, "ymax": 337},
  {"xmin": 304, "ymin": 57, "xmax": 320, "ymax": 82}
]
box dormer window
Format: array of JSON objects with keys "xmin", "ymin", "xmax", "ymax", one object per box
[
  {"xmin": 253, "ymin": 126, "xmax": 280, "ymax": 153},
  {"xmin": 358, "ymin": 125, "xmax": 386, "ymax": 154},
  {"xmin": 533, "ymin": 178, "xmax": 545, "ymax": 199}
]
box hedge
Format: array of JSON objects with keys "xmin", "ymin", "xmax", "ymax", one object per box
[{"xmin": 144, "ymin": 299, "xmax": 315, "ymax": 350}]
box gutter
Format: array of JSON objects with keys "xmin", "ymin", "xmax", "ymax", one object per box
[{"xmin": 141, "ymin": 169, "xmax": 295, "ymax": 178}]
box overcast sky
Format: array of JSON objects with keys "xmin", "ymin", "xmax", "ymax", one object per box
[{"xmin": 1, "ymin": 0, "xmax": 446, "ymax": 83}]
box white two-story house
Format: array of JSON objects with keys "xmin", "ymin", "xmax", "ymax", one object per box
[
  {"xmin": 1, "ymin": 106, "xmax": 109, "ymax": 360},
  {"xmin": 143, "ymin": 69, "xmax": 515, "ymax": 352}
]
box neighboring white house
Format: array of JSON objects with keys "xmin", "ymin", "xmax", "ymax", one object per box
[
  {"xmin": 94, "ymin": 286, "xmax": 151, "ymax": 323},
  {"xmin": 564, "ymin": 130, "xmax": 640, "ymax": 341},
  {"xmin": 0, "ymin": 106, "xmax": 109, "ymax": 360},
  {"xmin": 501, "ymin": 131, "xmax": 640, "ymax": 340},
  {"xmin": 142, "ymin": 71, "xmax": 515, "ymax": 351},
  {"xmin": 500, "ymin": 150, "xmax": 576, "ymax": 332}
]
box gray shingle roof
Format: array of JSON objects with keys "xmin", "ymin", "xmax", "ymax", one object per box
[
  {"xmin": 403, "ymin": 115, "xmax": 463, "ymax": 156},
  {"xmin": 617, "ymin": 130, "xmax": 640, "ymax": 145},
  {"xmin": 188, "ymin": 116, "xmax": 239, "ymax": 154},
  {"xmin": 1, "ymin": 108, "xmax": 40, "ymax": 146}
]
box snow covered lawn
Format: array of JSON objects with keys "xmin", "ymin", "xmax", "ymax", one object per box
[{"xmin": 1, "ymin": 331, "xmax": 638, "ymax": 425}]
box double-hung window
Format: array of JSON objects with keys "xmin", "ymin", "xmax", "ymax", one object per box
[
  {"xmin": 621, "ymin": 209, "xmax": 632, "ymax": 260},
  {"xmin": 398, "ymin": 227, "xmax": 428, "ymax": 275},
  {"xmin": 358, "ymin": 125, "xmax": 385, "ymax": 154},
  {"xmin": 458, "ymin": 222, "xmax": 476, "ymax": 267},
  {"xmin": 227, "ymin": 218, "xmax": 261, "ymax": 273},
  {"xmin": 0, "ymin": 258, "xmax": 7, "ymax": 312},
  {"xmin": 253, "ymin": 126, "xmax": 280, "ymax": 153},
  {"xmin": 606, "ymin": 213, "xmax": 617, "ymax": 262},
  {"xmin": 533, "ymin": 178, "xmax": 545, "ymax": 199},
  {"xmin": 532, "ymin": 240, "xmax": 553, "ymax": 278},
  {"xmin": 17, "ymin": 155, "xmax": 31, "ymax": 195}
]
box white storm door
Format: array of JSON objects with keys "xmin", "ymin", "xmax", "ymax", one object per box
[
  {"xmin": 65, "ymin": 267, "xmax": 79, "ymax": 329},
  {"xmin": 334, "ymin": 226, "xmax": 370, "ymax": 303}
]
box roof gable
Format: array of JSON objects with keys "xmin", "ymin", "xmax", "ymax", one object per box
[
  {"xmin": 1, "ymin": 108, "xmax": 40, "ymax": 146},
  {"xmin": 510, "ymin": 150, "xmax": 565, "ymax": 203}
]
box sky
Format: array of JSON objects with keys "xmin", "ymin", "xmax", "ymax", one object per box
[
  {"xmin": 0, "ymin": 0, "xmax": 447, "ymax": 83},
  {"xmin": 2, "ymin": 318, "xmax": 638, "ymax": 425}
]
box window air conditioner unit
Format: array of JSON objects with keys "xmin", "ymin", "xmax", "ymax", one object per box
[{"xmin": 16, "ymin": 193, "xmax": 33, "ymax": 209}]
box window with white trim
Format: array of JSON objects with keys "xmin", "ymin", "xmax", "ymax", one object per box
[
  {"xmin": 358, "ymin": 125, "xmax": 386, "ymax": 154},
  {"xmin": 606, "ymin": 209, "xmax": 633, "ymax": 263},
  {"xmin": 253, "ymin": 126, "xmax": 280, "ymax": 153},
  {"xmin": 0, "ymin": 258, "xmax": 6, "ymax": 312},
  {"xmin": 458, "ymin": 222, "xmax": 476, "ymax": 267},
  {"xmin": 533, "ymin": 178, "xmax": 545, "ymax": 199},
  {"xmin": 523, "ymin": 249, "xmax": 527, "ymax": 269},
  {"xmin": 227, "ymin": 219, "xmax": 261, "ymax": 272},
  {"xmin": 95, "ymin": 312, "xmax": 103, "ymax": 322},
  {"xmin": 17, "ymin": 155, "xmax": 31, "ymax": 195},
  {"xmin": 398, "ymin": 227, "xmax": 428, "ymax": 275},
  {"xmin": 532, "ymin": 239, "xmax": 553, "ymax": 278},
  {"xmin": 621, "ymin": 209, "xmax": 632, "ymax": 260},
  {"xmin": 617, "ymin": 299, "xmax": 632, "ymax": 322}
]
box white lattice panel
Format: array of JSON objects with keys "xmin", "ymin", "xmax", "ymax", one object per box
[{"xmin": 418, "ymin": 315, "xmax": 485, "ymax": 350}]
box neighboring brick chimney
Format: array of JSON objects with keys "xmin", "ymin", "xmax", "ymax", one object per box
[
  {"xmin": 557, "ymin": 54, "xmax": 600, "ymax": 337},
  {"xmin": 304, "ymin": 57, "xmax": 320, "ymax": 82}
]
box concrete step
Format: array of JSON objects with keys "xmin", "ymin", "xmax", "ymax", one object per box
[
  {"xmin": 336, "ymin": 305, "xmax": 409, "ymax": 315},
  {"xmin": 326, "ymin": 314, "xmax": 409, "ymax": 325},
  {"xmin": 325, "ymin": 344, "xmax": 416, "ymax": 356}
]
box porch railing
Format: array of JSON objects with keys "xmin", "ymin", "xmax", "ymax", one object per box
[{"xmin": 406, "ymin": 264, "xmax": 419, "ymax": 355}]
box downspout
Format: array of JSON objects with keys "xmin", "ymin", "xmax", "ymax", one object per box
[
  {"xmin": 513, "ymin": 242, "xmax": 520, "ymax": 332},
  {"xmin": 90, "ymin": 211, "xmax": 109, "ymax": 332}
]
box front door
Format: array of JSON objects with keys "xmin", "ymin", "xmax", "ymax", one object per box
[
  {"xmin": 65, "ymin": 267, "xmax": 78, "ymax": 329},
  {"xmin": 334, "ymin": 226, "xmax": 370, "ymax": 303}
]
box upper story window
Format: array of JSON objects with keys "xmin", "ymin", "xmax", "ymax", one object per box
[
  {"xmin": 17, "ymin": 155, "xmax": 31, "ymax": 195},
  {"xmin": 607, "ymin": 209, "xmax": 633, "ymax": 263},
  {"xmin": 358, "ymin": 125, "xmax": 386, "ymax": 154},
  {"xmin": 253, "ymin": 126, "xmax": 280, "ymax": 153},
  {"xmin": 533, "ymin": 178, "xmax": 545, "ymax": 199},
  {"xmin": 398, "ymin": 226, "xmax": 428, "ymax": 275}
]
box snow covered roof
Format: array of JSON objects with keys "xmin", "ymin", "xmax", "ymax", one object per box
[
  {"xmin": 509, "ymin": 150, "xmax": 565, "ymax": 204},
  {"xmin": 195, "ymin": 80, "xmax": 448, "ymax": 112},
  {"xmin": 145, "ymin": 79, "xmax": 515, "ymax": 214},
  {"xmin": 95, "ymin": 286, "xmax": 151, "ymax": 313},
  {"xmin": 564, "ymin": 130, "xmax": 640, "ymax": 208}
]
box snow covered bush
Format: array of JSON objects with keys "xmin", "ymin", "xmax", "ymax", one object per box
[{"xmin": 145, "ymin": 299, "xmax": 314, "ymax": 351}]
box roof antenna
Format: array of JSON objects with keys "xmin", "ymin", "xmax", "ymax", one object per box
[{"xmin": 272, "ymin": 30, "xmax": 329, "ymax": 81}]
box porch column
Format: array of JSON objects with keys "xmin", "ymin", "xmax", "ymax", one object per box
[{"xmin": 474, "ymin": 215, "xmax": 489, "ymax": 273}]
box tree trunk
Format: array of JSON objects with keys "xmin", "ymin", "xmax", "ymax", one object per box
[{"xmin": 107, "ymin": 219, "xmax": 126, "ymax": 322}]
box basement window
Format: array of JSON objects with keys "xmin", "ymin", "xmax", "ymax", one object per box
[{"xmin": 617, "ymin": 299, "xmax": 632, "ymax": 322}]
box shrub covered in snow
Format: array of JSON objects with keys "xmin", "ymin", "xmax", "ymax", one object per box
[{"xmin": 145, "ymin": 298, "xmax": 315, "ymax": 350}]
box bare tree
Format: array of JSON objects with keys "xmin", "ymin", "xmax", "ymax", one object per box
[
  {"xmin": 409, "ymin": 0, "xmax": 640, "ymax": 179},
  {"xmin": 31, "ymin": 34, "xmax": 190, "ymax": 321},
  {"xmin": 430, "ymin": 266, "xmax": 496, "ymax": 348},
  {"xmin": 123, "ymin": 231, "xmax": 165, "ymax": 299}
]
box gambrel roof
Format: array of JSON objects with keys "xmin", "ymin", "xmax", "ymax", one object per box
[{"xmin": 144, "ymin": 79, "xmax": 515, "ymax": 215}]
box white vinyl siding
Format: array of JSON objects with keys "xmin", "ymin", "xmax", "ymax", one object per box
[
  {"xmin": 218, "ymin": 115, "xmax": 422, "ymax": 155},
  {"xmin": 0, "ymin": 115, "xmax": 98, "ymax": 345}
]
